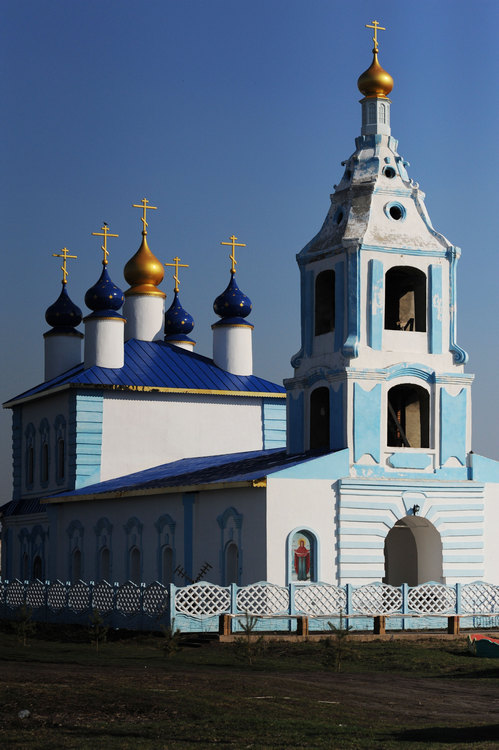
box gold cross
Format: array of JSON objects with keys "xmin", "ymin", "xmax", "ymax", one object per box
[
  {"xmin": 132, "ymin": 197, "xmax": 158, "ymax": 234},
  {"xmin": 365, "ymin": 19, "xmax": 386, "ymax": 53},
  {"xmin": 92, "ymin": 222, "xmax": 119, "ymax": 266},
  {"xmin": 220, "ymin": 235, "xmax": 246, "ymax": 274},
  {"xmin": 52, "ymin": 247, "xmax": 77, "ymax": 285},
  {"xmin": 164, "ymin": 256, "xmax": 189, "ymax": 293}
]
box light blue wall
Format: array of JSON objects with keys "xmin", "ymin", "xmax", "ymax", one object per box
[
  {"xmin": 440, "ymin": 387, "xmax": 467, "ymax": 465},
  {"xmin": 330, "ymin": 383, "xmax": 345, "ymax": 451},
  {"xmin": 429, "ymin": 264, "xmax": 443, "ymax": 354},
  {"xmin": 287, "ymin": 391, "xmax": 304, "ymax": 454},
  {"xmin": 334, "ymin": 260, "xmax": 345, "ymax": 352},
  {"xmin": 262, "ymin": 401, "xmax": 286, "ymax": 449},
  {"xmin": 275, "ymin": 448, "xmax": 349, "ymax": 479},
  {"xmin": 72, "ymin": 393, "xmax": 103, "ymax": 489},
  {"xmin": 342, "ymin": 248, "xmax": 360, "ymax": 358},
  {"xmin": 368, "ymin": 259, "xmax": 383, "ymax": 350},
  {"xmin": 353, "ymin": 383, "xmax": 381, "ymax": 463}
]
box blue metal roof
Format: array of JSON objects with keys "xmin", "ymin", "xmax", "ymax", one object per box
[
  {"xmin": 43, "ymin": 448, "xmax": 312, "ymax": 502},
  {"xmin": 1, "ymin": 497, "xmax": 46, "ymax": 518},
  {"xmin": 5, "ymin": 339, "xmax": 285, "ymax": 405}
]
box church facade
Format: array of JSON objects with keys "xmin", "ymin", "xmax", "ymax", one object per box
[{"xmin": 2, "ymin": 30, "xmax": 499, "ymax": 590}]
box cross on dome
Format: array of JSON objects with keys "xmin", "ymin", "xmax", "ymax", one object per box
[
  {"xmin": 220, "ymin": 234, "xmax": 246, "ymax": 274},
  {"xmin": 365, "ymin": 19, "xmax": 386, "ymax": 54},
  {"xmin": 52, "ymin": 247, "xmax": 77, "ymax": 285},
  {"xmin": 132, "ymin": 197, "xmax": 157, "ymax": 235},
  {"xmin": 92, "ymin": 222, "xmax": 119, "ymax": 266},
  {"xmin": 164, "ymin": 256, "xmax": 189, "ymax": 293}
]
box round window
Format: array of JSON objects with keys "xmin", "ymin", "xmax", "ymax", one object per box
[
  {"xmin": 384, "ymin": 202, "xmax": 406, "ymax": 221},
  {"xmin": 384, "ymin": 167, "xmax": 396, "ymax": 179}
]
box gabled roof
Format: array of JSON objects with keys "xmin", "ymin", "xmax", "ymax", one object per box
[
  {"xmin": 4, "ymin": 339, "xmax": 285, "ymax": 406},
  {"xmin": 41, "ymin": 448, "xmax": 313, "ymax": 503}
]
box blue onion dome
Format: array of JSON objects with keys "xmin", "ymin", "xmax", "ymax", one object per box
[
  {"xmin": 45, "ymin": 283, "xmax": 82, "ymax": 330},
  {"xmin": 213, "ymin": 272, "xmax": 252, "ymax": 323},
  {"xmin": 84, "ymin": 266, "xmax": 124, "ymax": 317},
  {"xmin": 164, "ymin": 292, "xmax": 194, "ymax": 338}
]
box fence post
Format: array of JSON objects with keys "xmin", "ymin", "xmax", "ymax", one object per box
[
  {"xmin": 44, "ymin": 579, "xmax": 49, "ymax": 624},
  {"xmin": 289, "ymin": 583, "xmax": 295, "ymax": 634},
  {"xmin": 401, "ymin": 583, "xmax": 409, "ymax": 631},
  {"xmin": 448, "ymin": 583, "xmax": 461, "ymax": 635},
  {"xmin": 345, "ymin": 583, "xmax": 352, "ymax": 627},
  {"xmin": 169, "ymin": 583, "xmax": 176, "ymax": 630}
]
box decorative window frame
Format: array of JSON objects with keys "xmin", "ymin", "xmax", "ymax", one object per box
[
  {"xmin": 39, "ymin": 418, "xmax": 50, "ymax": 487},
  {"xmin": 30, "ymin": 524, "xmax": 47, "ymax": 581},
  {"xmin": 18, "ymin": 527, "xmax": 30, "ymax": 581},
  {"xmin": 154, "ymin": 514, "xmax": 176, "ymax": 584},
  {"xmin": 217, "ymin": 506, "xmax": 243, "ymax": 585},
  {"xmin": 94, "ymin": 517, "xmax": 113, "ymax": 582},
  {"xmin": 54, "ymin": 415, "xmax": 67, "ymax": 485},
  {"xmin": 124, "ymin": 517, "xmax": 143, "ymax": 583},
  {"xmin": 286, "ymin": 526, "xmax": 319, "ymax": 585},
  {"xmin": 25, "ymin": 423, "xmax": 36, "ymax": 489},
  {"xmin": 67, "ymin": 520, "xmax": 84, "ymax": 582}
]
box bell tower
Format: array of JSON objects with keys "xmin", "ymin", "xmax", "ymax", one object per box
[{"xmin": 285, "ymin": 22, "xmax": 472, "ymax": 479}]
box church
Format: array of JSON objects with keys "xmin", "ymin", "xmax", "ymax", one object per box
[{"xmin": 2, "ymin": 24, "xmax": 499, "ymax": 591}]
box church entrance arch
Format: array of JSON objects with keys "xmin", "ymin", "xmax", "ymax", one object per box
[{"xmin": 384, "ymin": 516, "xmax": 443, "ymax": 587}]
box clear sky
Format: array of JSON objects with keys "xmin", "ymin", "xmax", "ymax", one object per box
[{"xmin": 1, "ymin": 0, "xmax": 498, "ymax": 500}]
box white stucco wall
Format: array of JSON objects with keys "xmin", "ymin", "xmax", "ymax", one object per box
[
  {"xmin": 483, "ymin": 483, "xmax": 499, "ymax": 583},
  {"xmin": 100, "ymin": 393, "xmax": 266, "ymax": 481}
]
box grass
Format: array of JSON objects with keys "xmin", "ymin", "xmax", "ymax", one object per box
[{"xmin": 1, "ymin": 624, "xmax": 499, "ymax": 748}]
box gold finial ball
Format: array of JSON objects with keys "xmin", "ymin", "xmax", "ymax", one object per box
[
  {"xmin": 124, "ymin": 234, "xmax": 165, "ymax": 296},
  {"xmin": 357, "ymin": 53, "xmax": 393, "ymax": 98}
]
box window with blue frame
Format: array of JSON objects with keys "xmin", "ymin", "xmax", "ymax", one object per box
[{"xmin": 289, "ymin": 529, "xmax": 317, "ymax": 583}]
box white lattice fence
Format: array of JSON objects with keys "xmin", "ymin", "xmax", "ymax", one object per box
[
  {"xmin": 174, "ymin": 582, "xmax": 231, "ymax": 617},
  {"xmin": 352, "ymin": 583, "xmax": 403, "ymax": 615},
  {"xmin": 237, "ymin": 582, "xmax": 289, "ymax": 615},
  {"xmin": 461, "ymin": 582, "xmax": 499, "ymax": 614},
  {"xmin": 294, "ymin": 584, "xmax": 346, "ymax": 616},
  {"xmin": 408, "ymin": 583, "xmax": 456, "ymax": 614}
]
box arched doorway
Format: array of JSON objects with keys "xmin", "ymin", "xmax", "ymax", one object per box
[{"xmin": 384, "ymin": 516, "xmax": 443, "ymax": 586}]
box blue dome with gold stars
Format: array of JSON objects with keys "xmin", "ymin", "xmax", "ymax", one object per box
[
  {"xmin": 45, "ymin": 283, "xmax": 82, "ymax": 331},
  {"xmin": 213, "ymin": 272, "xmax": 252, "ymax": 325},
  {"xmin": 84, "ymin": 267, "xmax": 124, "ymax": 318},
  {"xmin": 164, "ymin": 291, "xmax": 194, "ymax": 342}
]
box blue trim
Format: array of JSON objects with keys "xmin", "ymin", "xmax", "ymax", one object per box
[
  {"xmin": 443, "ymin": 541, "xmax": 483, "ymax": 549},
  {"xmin": 444, "ymin": 569, "xmax": 485, "ymax": 577},
  {"xmin": 74, "ymin": 394, "xmax": 103, "ymax": 488},
  {"xmin": 262, "ymin": 401, "xmax": 286, "ymax": 449},
  {"xmin": 388, "ymin": 453, "xmax": 432, "ymax": 469},
  {"xmin": 330, "ymin": 383, "xmax": 344, "ymax": 451},
  {"xmin": 182, "ymin": 493, "xmax": 195, "ymax": 581},
  {"xmin": 334, "ymin": 260, "xmax": 345, "ymax": 352},
  {"xmin": 368, "ymin": 259, "xmax": 383, "ymax": 350},
  {"xmin": 12, "ymin": 408, "xmax": 21, "ymax": 500},
  {"xmin": 353, "ymin": 383, "xmax": 381, "ymax": 463},
  {"xmin": 429, "ymin": 264, "xmax": 443, "ymax": 354},
  {"xmin": 342, "ymin": 248, "xmax": 360, "ymax": 358},
  {"xmin": 440, "ymin": 387, "xmax": 467, "ymax": 465},
  {"xmin": 470, "ymin": 454, "xmax": 499, "ymax": 482},
  {"xmin": 386, "ymin": 362, "xmax": 435, "ymax": 382},
  {"xmin": 339, "ymin": 555, "xmax": 384, "ymax": 564},
  {"xmin": 443, "ymin": 555, "xmax": 484, "ymax": 563},
  {"xmin": 287, "ymin": 390, "xmax": 304, "ymax": 454},
  {"xmin": 361, "ymin": 242, "xmax": 447, "ymax": 258},
  {"xmin": 441, "ymin": 529, "xmax": 482, "ymax": 537},
  {"xmin": 446, "ymin": 247, "xmax": 468, "ymax": 364},
  {"xmin": 275, "ymin": 448, "xmax": 349, "ymax": 479},
  {"xmin": 339, "ymin": 541, "xmax": 384, "ymax": 549}
]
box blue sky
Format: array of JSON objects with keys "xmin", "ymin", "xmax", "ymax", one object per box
[{"xmin": 1, "ymin": 0, "xmax": 498, "ymax": 499}]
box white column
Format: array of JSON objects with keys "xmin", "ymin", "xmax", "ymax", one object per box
[
  {"xmin": 44, "ymin": 331, "xmax": 83, "ymax": 381},
  {"xmin": 123, "ymin": 295, "xmax": 165, "ymax": 342},
  {"xmin": 84, "ymin": 316, "xmax": 125, "ymax": 369},
  {"xmin": 212, "ymin": 324, "xmax": 253, "ymax": 375}
]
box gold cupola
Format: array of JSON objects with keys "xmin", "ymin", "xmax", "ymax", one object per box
[
  {"xmin": 357, "ymin": 20, "xmax": 393, "ymax": 98},
  {"xmin": 124, "ymin": 198, "xmax": 166, "ymax": 298}
]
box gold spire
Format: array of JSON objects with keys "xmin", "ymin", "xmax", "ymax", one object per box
[
  {"xmin": 164, "ymin": 256, "xmax": 189, "ymax": 293},
  {"xmin": 124, "ymin": 197, "xmax": 165, "ymax": 297},
  {"xmin": 357, "ymin": 19, "xmax": 393, "ymax": 98},
  {"xmin": 91, "ymin": 222, "xmax": 119, "ymax": 266},
  {"xmin": 52, "ymin": 247, "xmax": 77, "ymax": 285},
  {"xmin": 220, "ymin": 235, "xmax": 246, "ymax": 274}
]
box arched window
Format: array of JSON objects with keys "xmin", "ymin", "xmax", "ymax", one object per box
[
  {"xmin": 385, "ymin": 266, "xmax": 426, "ymax": 332},
  {"xmin": 57, "ymin": 439, "xmax": 65, "ymax": 480},
  {"xmin": 225, "ymin": 542, "xmax": 239, "ymax": 585},
  {"xmin": 100, "ymin": 547, "xmax": 110, "ymax": 582},
  {"xmin": 314, "ymin": 270, "xmax": 335, "ymax": 336},
  {"xmin": 25, "ymin": 423, "xmax": 35, "ymax": 488},
  {"xmin": 384, "ymin": 516, "xmax": 443, "ymax": 586},
  {"xmin": 22, "ymin": 552, "xmax": 29, "ymax": 581},
  {"xmin": 379, "ymin": 102, "xmax": 386, "ymax": 124},
  {"xmin": 162, "ymin": 546, "xmax": 174, "ymax": 585},
  {"xmin": 387, "ymin": 384, "xmax": 430, "ymax": 448},
  {"xmin": 310, "ymin": 387, "xmax": 330, "ymax": 451},
  {"xmin": 130, "ymin": 547, "xmax": 141, "ymax": 584},
  {"xmin": 32, "ymin": 555, "xmax": 43, "ymax": 580},
  {"xmin": 28, "ymin": 446, "xmax": 34, "ymax": 486},
  {"xmin": 39, "ymin": 418, "xmax": 50, "ymax": 486},
  {"xmin": 55, "ymin": 416, "xmax": 67, "ymax": 485},
  {"xmin": 368, "ymin": 102, "xmax": 376, "ymax": 123},
  {"xmin": 289, "ymin": 529, "xmax": 317, "ymax": 583},
  {"xmin": 41, "ymin": 443, "xmax": 49, "ymax": 483}
]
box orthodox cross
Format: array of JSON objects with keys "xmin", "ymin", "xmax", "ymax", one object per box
[
  {"xmin": 91, "ymin": 222, "xmax": 119, "ymax": 266},
  {"xmin": 365, "ymin": 19, "xmax": 386, "ymax": 53},
  {"xmin": 220, "ymin": 234, "xmax": 246, "ymax": 274},
  {"xmin": 132, "ymin": 197, "xmax": 157, "ymax": 234},
  {"xmin": 164, "ymin": 256, "xmax": 189, "ymax": 293},
  {"xmin": 52, "ymin": 247, "xmax": 77, "ymax": 285}
]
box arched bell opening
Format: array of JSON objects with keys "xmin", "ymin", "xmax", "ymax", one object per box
[
  {"xmin": 384, "ymin": 516, "xmax": 443, "ymax": 587},
  {"xmin": 387, "ymin": 383, "xmax": 429, "ymax": 448},
  {"xmin": 310, "ymin": 387, "xmax": 330, "ymax": 451},
  {"xmin": 314, "ymin": 270, "xmax": 335, "ymax": 336},
  {"xmin": 385, "ymin": 266, "xmax": 426, "ymax": 332}
]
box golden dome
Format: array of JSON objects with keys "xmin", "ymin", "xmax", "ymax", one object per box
[
  {"xmin": 357, "ymin": 52, "xmax": 393, "ymax": 98},
  {"xmin": 124, "ymin": 234, "xmax": 166, "ymax": 298}
]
